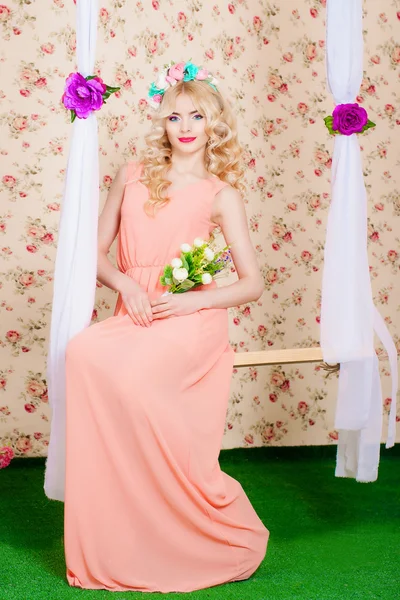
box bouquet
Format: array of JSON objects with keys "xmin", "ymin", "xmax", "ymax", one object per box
[{"xmin": 160, "ymin": 237, "xmax": 232, "ymax": 294}]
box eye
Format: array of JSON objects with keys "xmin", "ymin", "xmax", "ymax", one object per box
[{"xmin": 168, "ymin": 114, "xmax": 203, "ymax": 121}]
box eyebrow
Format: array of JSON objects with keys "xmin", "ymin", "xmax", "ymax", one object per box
[{"xmin": 170, "ymin": 110, "xmax": 199, "ymax": 116}]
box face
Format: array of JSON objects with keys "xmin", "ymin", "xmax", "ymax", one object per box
[{"xmin": 165, "ymin": 92, "xmax": 209, "ymax": 153}]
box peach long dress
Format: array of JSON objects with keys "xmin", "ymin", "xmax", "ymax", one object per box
[{"xmin": 64, "ymin": 161, "xmax": 269, "ymax": 593}]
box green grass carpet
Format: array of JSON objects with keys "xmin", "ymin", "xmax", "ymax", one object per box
[{"xmin": 0, "ymin": 445, "xmax": 399, "ymax": 600}]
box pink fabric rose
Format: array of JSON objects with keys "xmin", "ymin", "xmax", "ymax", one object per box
[
  {"xmin": 195, "ymin": 69, "xmax": 209, "ymax": 80},
  {"xmin": 168, "ymin": 62, "xmax": 185, "ymax": 80}
]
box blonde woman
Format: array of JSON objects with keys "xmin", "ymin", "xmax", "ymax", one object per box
[{"xmin": 64, "ymin": 61, "xmax": 269, "ymax": 593}]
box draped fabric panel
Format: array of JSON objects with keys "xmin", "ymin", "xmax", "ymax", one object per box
[
  {"xmin": 44, "ymin": 0, "xmax": 99, "ymax": 501},
  {"xmin": 321, "ymin": 0, "xmax": 397, "ymax": 482}
]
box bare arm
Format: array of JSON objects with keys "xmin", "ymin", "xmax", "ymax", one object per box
[
  {"xmin": 97, "ymin": 163, "xmax": 136, "ymax": 294},
  {"xmin": 199, "ymin": 185, "xmax": 264, "ymax": 310}
]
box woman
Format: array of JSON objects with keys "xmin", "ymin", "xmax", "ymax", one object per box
[{"xmin": 64, "ymin": 60, "xmax": 269, "ymax": 593}]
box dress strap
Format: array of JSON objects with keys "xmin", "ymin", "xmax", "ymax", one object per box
[{"xmin": 125, "ymin": 160, "xmax": 143, "ymax": 186}]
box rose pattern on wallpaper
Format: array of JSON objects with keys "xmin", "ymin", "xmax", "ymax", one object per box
[{"xmin": 0, "ymin": 0, "xmax": 399, "ymax": 458}]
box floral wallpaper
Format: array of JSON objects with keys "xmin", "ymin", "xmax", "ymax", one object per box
[{"xmin": 0, "ymin": 0, "xmax": 399, "ymax": 458}]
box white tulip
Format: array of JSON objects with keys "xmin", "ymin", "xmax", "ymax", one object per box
[
  {"xmin": 201, "ymin": 273, "xmax": 213, "ymax": 285},
  {"xmin": 171, "ymin": 257, "xmax": 183, "ymax": 268},
  {"xmin": 204, "ymin": 248, "xmax": 215, "ymax": 261},
  {"xmin": 193, "ymin": 237, "xmax": 205, "ymax": 247},
  {"xmin": 173, "ymin": 267, "xmax": 188, "ymax": 282},
  {"xmin": 180, "ymin": 243, "xmax": 192, "ymax": 253}
]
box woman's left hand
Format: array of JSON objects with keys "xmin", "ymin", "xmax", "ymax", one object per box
[{"xmin": 150, "ymin": 291, "xmax": 204, "ymax": 319}]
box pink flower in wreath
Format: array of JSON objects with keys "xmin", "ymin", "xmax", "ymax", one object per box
[
  {"xmin": 168, "ymin": 62, "xmax": 185, "ymax": 80},
  {"xmin": 195, "ymin": 68, "xmax": 209, "ymax": 80}
]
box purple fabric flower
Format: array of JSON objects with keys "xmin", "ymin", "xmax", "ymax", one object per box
[
  {"xmin": 332, "ymin": 103, "xmax": 368, "ymax": 136},
  {"xmin": 62, "ymin": 73, "xmax": 107, "ymax": 119}
]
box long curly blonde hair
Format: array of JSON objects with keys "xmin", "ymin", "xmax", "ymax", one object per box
[{"xmin": 136, "ymin": 79, "xmax": 246, "ymax": 218}]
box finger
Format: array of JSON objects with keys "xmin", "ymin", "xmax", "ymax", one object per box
[
  {"xmin": 152, "ymin": 310, "xmax": 172, "ymax": 320},
  {"xmin": 136, "ymin": 311, "xmax": 147, "ymax": 327},
  {"xmin": 143, "ymin": 299, "xmax": 154, "ymax": 323},
  {"xmin": 138, "ymin": 299, "xmax": 152, "ymax": 327},
  {"xmin": 151, "ymin": 300, "xmax": 167, "ymax": 315},
  {"xmin": 126, "ymin": 307, "xmax": 140, "ymax": 326},
  {"xmin": 151, "ymin": 298, "xmax": 168, "ymax": 308},
  {"xmin": 131, "ymin": 304, "xmax": 146, "ymax": 327}
]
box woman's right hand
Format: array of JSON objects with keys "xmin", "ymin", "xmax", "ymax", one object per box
[{"xmin": 119, "ymin": 278, "xmax": 153, "ymax": 327}]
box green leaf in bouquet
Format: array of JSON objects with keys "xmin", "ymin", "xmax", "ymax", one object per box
[
  {"xmin": 192, "ymin": 275, "xmax": 203, "ymax": 285},
  {"xmin": 185, "ymin": 253, "xmax": 195, "ymax": 276},
  {"xmin": 164, "ymin": 265, "xmax": 173, "ymax": 278},
  {"xmin": 181, "ymin": 255, "xmax": 190, "ymax": 272},
  {"xmin": 176, "ymin": 279, "xmax": 195, "ymax": 292}
]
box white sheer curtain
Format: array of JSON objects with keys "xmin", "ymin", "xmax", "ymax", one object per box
[
  {"xmin": 321, "ymin": 0, "xmax": 397, "ymax": 482},
  {"xmin": 44, "ymin": 0, "xmax": 99, "ymax": 501}
]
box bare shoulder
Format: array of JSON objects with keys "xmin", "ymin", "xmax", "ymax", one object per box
[
  {"xmin": 211, "ymin": 183, "xmax": 244, "ymax": 226},
  {"xmin": 216, "ymin": 183, "xmax": 242, "ymax": 200}
]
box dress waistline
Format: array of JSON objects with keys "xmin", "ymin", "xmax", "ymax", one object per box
[{"xmin": 125, "ymin": 265, "xmax": 165, "ymax": 272}]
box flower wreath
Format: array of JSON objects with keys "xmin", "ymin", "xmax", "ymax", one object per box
[{"xmin": 147, "ymin": 59, "xmax": 219, "ymax": 109}]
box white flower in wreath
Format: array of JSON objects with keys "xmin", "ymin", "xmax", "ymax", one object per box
[
  {"xmin": 155, "ymin": 72, "xmax": 169, "ymax": 91},
  {"xmin": 173, "ymin": 267, "xmax": 189, "ymax": 282},
  {"xmin": 148, "ymin": 97, "xmax": 162, "ymax": 110}
]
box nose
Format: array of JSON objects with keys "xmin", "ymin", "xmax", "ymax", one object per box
[{"xmin": 180, "ymin": 119, "xmax": 191, "ymax": 133}]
